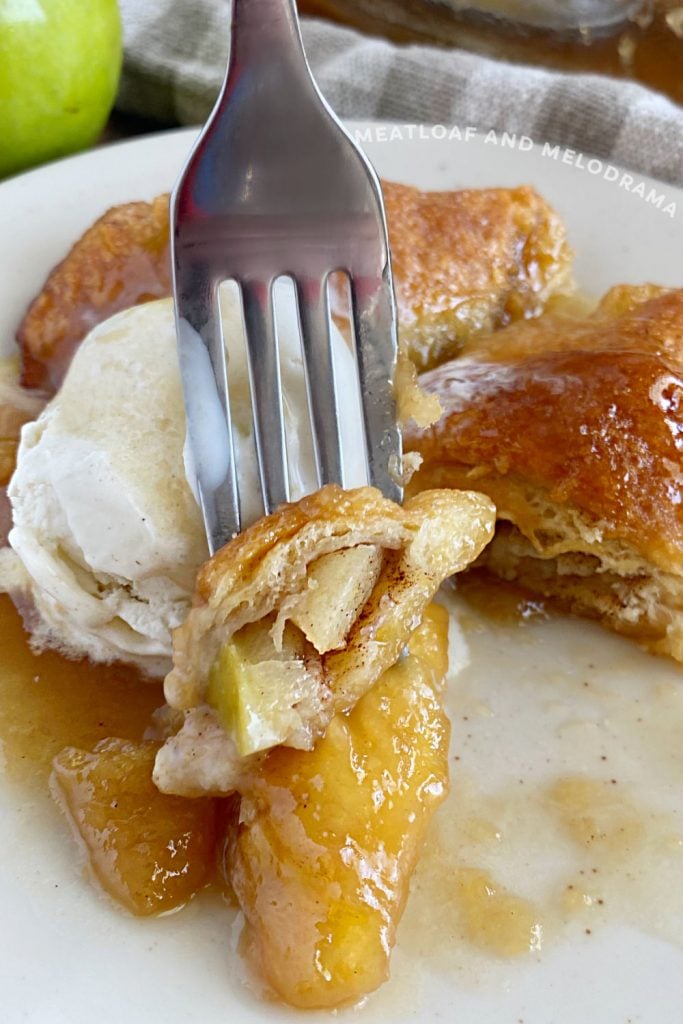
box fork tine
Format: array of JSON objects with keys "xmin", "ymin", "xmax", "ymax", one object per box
[
  {"xmin": 240, "ymin": 278, "xmax": 290, "ymax": 515},
  {"xmin": 173, "ymin": 262, "xmax": 241, "ymax": 554},
  {"xmin": 350, "ymin": 270, "xmax": 403, "ymax": 503},
  {"xmin": 295, "ymin": 276, "xmax": 345, "ymax": 488}
]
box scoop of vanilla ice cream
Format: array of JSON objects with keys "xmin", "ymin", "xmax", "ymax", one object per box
[{"xmin": 2, "ymin": 284, "xmax": 366, "ymax": 675}]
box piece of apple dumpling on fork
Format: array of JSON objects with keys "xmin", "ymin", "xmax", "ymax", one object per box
[
  {"xmin": 152, "ymin": 483, "xmax": 494, "ymax": 1007},
  {"xmin": 154, "ymin": 484, "xmax": 493, "ymax": 797}
]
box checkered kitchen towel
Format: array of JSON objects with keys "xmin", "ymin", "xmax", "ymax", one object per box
[{"xmin": 117, "ymin": 0, "xmax": 683, "ymax": 187}]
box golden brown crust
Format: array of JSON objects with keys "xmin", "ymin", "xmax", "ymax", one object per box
[
  {"xmin": 407, "ymin": 285, "xmax": 683, "ymax": 656},
  {"xmin": 480, "ymin": 523, "xmax": 683, "ymax": 660},
  {"xmin": 17, "ymin": 183, "xmax": 572, "ymax": 392},
  {"xmin": 376, "ymin": 181, "xmax": 573, "ymax": 370},
  {"xmin": 455, "ymin": 283, "xmax": 683, "ymax": 364},
  {"xmin": 408, "ymin": 287, "xmax": 683, "ymax": 571},
  {"xmin": 17, "ymin": 194, "xmax": 171, "ymax": 392}
]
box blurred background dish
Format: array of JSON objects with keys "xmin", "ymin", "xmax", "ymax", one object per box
[
  {"xmin": 300, "ymin": 0, "xmax": 683, "ymax": 104},
  {"xmin": 2, "ymin": 1, "xmax": 681, "ymax": 185}
]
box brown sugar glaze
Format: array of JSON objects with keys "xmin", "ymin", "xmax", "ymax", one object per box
[{"xmin": 408, "ymin": 288, "xmax": 683, "ymax": 571}]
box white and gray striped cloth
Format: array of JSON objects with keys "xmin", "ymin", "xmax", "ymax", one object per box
[{"xmin": 117, "ymin": 0, "xmax": 683, "ymax": 187}]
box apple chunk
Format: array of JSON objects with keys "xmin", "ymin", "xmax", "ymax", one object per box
[
  {"xmin": 226, "ymin": 603, "xmax": 450, "ymax": 1009},
  {"xmin": 52, "ymin": 739, "xmax": 216, "ymax": 916},
  {"xmin": 207, "ymin": 621, "xmax": 322, "ymax": 757},
  {"xmin": 288, "ymin": 544, "xmax": 382, "ymax": 653}
]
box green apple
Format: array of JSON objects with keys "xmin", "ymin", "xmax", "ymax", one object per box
[
  {"xmin": 207, "ymin": 638, "xmax": 311, "ymax": 757},
  {"xmin": 0, "ymin": 0, "xmax": 122, "ymax": 178}
]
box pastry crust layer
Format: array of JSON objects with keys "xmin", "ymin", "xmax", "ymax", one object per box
[
  {"xmin": 378, "ymin": 181, "xmax": 573, "ymax": 370},
  {"xmin": 407, "ymin": 286, "xmax": 683, "ymax": 658},
  {"xmin": 17, "ymin": 183, "xmax": 572, "ymax": 391}
]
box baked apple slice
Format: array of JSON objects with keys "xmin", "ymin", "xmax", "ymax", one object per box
[
  {"xmin": 52, "ymin": 739, "xmax": 216, "ymax": 915},
  {"xmin": 227, "ymin": 604, "xmax": 450, "ymax": 1009}
]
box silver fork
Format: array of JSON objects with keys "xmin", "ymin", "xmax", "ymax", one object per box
[{"xmin": 171, "ymin": 0, "xmax": 402, "ymax": 555}]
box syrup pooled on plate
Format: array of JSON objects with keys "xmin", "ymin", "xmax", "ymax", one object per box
[
  {"xmin": 0, "ymin": 594, "xmax": 162, "ymax": 786},
  {"xmin": 2, "ymin": 363, "xmax": 683, "ymax": 1011},
  {"xmin": 455, "ymin": 570, "xmax": 549, "ymax": 626},
  {"xmin": 0, "ymin": 358, "xmax": 221, "ymax": 916},
  {"xmin": 0, "ymin": 593, "xmax": 222, "ymax": 914},
  {"xmin": 397, "ymin": 592, "xmax": 683, "ymax": 990}
]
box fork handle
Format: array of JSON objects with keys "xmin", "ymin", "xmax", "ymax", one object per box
[{"xmin": 230, "ymin": 0, "xmax": 304, "ymax": 64}]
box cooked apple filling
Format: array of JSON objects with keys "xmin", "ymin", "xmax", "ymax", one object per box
[
  {"xmin": 229, "ymin": 604, "xmax": 451, "ymax": 1009},
  {"xmin": 154, "ymin": 484, "xmax": 495, "ymax": 797},
  {"xmin": 50, "ymin": 599, "xmax": 452, "ymax": 1010},
  {"xmin": 50, "ymin": 485, "xmax": 494, "ymax": 1009}
]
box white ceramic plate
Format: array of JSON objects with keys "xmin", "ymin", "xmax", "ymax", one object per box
[{"xmin": 1, "ymin": 125, "xmax": 682, "ymax": 1024}]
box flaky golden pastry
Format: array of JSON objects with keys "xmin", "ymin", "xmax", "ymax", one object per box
[
  {"xmin": 338, "ymin": 181, "xmax": 573, "ymax": 372},
  {"xmin": 406, "ymin": 286, "xmax": 683, "ymax": 660},
  {"xmin": 154, "ymin": 484, "xmax": 494, "ymax": 796},
  {"xmin": 17, "ymin": 195, "xmax": 171, "ymax": 392},
  {"xmin": 17, "ymin": 183, "xmax": 571, "ymax": 394}
]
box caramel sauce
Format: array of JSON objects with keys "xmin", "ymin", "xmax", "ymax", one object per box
[
  {"xmin": 0, "ymin": 594, "xmax": 163, "ymax": 787},
  {"xmin": 398, "ymin": 595, "xmax": 683, "ymax": 984},
  {"xmin": 451, "ymin": 867, "xmax": 544, "ymax": 957},
  {"xmin": 547, "ymin": 776, "xmax": 647, "ymax": 854},
  {"xmin": 404, "ymin": 770, "xmax": 683, "ymax": 972},
  {"xmin": 455, "ymin": 570, "xmax": 549, "ymax": 625}
]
